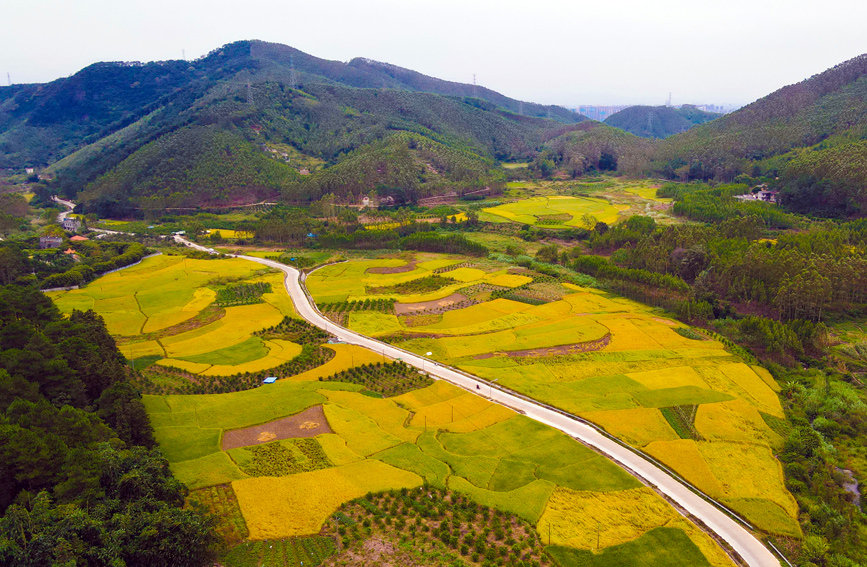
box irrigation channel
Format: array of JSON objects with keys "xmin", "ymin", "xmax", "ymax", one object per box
[{"xmin": 133, "ymin": 224, "xmax": 784, "ymax": 566}]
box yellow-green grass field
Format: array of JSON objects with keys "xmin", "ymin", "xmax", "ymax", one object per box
[
  {"xmin": 143, "ymin": 370, "xmax": 731, "ymax": 564},
  {"xmin": 482, "ymin": 195, "xmax": 629, "ymax": 227},
  {"xmin": 307, "ymin": 255, "xmax": 795, "ymax": 536},
  {"xmin": 49, "ymin": 254, "xmax": 309, "ymax": 376}
]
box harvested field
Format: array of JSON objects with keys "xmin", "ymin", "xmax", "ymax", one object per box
[
  {"xmin": 366, "ymin": 261, "xmax": 417, "ymax": 274},
  {"xmin": 473, "ymin": 333, "xmax": 610, "ymax": 359},
  {"xmin": 394, "ymin": 293, "xmax": 472, "ymax": 314},
  {"xmin": 221, "ymin": 406, "xmax": 332, "ymax": 450}
]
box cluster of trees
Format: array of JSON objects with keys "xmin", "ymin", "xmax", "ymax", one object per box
[
  {"xmin": 0, "ymin": 285, "xmax": 217, "ymax": 565},
  {"xmin": 40, "ymin": 242, "xmax": 149, "ymax": 289},
  {"xmin": 666, "ymin": 183, "xmax": 801, "ymax": 229},
  {"xmin": 320, "ymin": 298, "xmax": 396, "ymax": 313},
  {"xmin": 772, "ymin": 366, "xmax": 867, "ymax": 566},
  {"xmin": 214, "ymin": 282, "xmax": 272, "ymax": 307}
]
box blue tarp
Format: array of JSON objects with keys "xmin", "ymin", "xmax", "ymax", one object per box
[{"xmin": 263, "ymin": 377, "xmax": 277, "ymax": 384}]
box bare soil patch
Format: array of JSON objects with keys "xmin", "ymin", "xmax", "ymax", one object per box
[
  {"xmin": 367, "ymin": 261, "xmax": 417, "ymax": 274},
  {"xmin": 394, "ymin": 293, "xmax": 471, "ymax": 315},
  {"xmin": 221, "ymin": 405, "xmax": 332, "ymax": 450},
  {"xmin": 474, "ymin": 333, "xmax": 611, "ymax": 359}
]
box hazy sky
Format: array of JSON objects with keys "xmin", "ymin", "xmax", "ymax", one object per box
[{"xmin": 2, "ymin": 0, "xmax": 865, "ymax": 108}]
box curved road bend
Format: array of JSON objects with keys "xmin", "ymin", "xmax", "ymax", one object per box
[{"xmin": 168, "ymin": 236, "xmax": 780, "ymax": 567}]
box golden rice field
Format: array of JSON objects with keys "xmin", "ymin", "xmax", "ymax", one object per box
[
  {"xmin": 232, "ymin": 460, "xmax": 423, "ymax": 539},
  {"xmin": 142, "ymin": 369, "xmax": 734, "ymax": 565},
  {"xmin": 482, "ymin": 195, "xmax": 629, "ymax": 227},
  {"xmin": 307, "ymin": 254, "xmax": 795, "ymax": 537},
  {"xmin": 49, "ymin": 254, "xmax": 305, "ymax": 376},
  {"xmin": 306, "ymin": 254, "xmax": 530, "ymax": 304}
]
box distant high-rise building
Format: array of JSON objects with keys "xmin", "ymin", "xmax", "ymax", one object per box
[{"xmin": 573, "ymin": 105, "xmax": 631, "ymax": 121}]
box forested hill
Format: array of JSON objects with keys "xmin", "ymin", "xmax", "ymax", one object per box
[
  {"xmin": 250, "ymin": 41, "xmax": 577, "ymax": 122},
  {"xmin": 603, "ymin": 105, "xmax": 720, "ymax": 138},
  {"xmin": 0, "ymin": 40, "xmax": 578, "ymax": 172},
  {"xmin": 652, "ymin": 53, "xmax": 867, "ymax": 186},
  {"xmin": 0, "ymin": 40, "xmax": 584, "ymax": 214}
]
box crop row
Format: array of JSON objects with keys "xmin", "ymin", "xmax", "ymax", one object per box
[
  {"xmin": 325, "ymin": 487, "xmax": 549, "ymax": 567},
  {"xmin": 237, "ymin": 439, "xmax": 331, "ymax": 477},
  {"xmin": 138, "ymin": 344, "xmax": 335, "ymax": 394},
  {"xmin": 319, "ymin": 298, "xmax": 396, "ymax": 313},
  {"xmin": 215, "ymin": 282, "xmax": 273, "ymax": 307},
  {"xmin": 318, "ymin": 361, "xmax": 433, "ymax": 397},
  {"xmin": 222, "ymin": 536, "xmax": 335, "ymax": 567}
]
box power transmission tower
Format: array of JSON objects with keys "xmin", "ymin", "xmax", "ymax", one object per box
[
  {"xmin": 6, "ymin": 73, "xmax": 10, "ymax": 86},
  {"xmin": 519, "ymin": 101, "xmax": 523, "ymax": 116},
  {"xmin": 289, "ymin": 55, "xmax": 298, "ymax": 89},
  {"xmin": 182, "ymin": 49, "xmax": 186, "ymax": 61},
  {"xmin": 472, "ymin": 74, "xmax": 477, "ymax": 98},
  {"xmin": 667, "ymin": 92, "xmax": 672, "ymax": 107}
]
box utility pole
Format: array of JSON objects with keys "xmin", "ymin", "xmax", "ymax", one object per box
[{"xmin": 289, "ymin": 55, "xmax": 298, "ymax": 89}]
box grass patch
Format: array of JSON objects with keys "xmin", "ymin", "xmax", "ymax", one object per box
[
  {"xmin": 178, "ymin": 336, "xmax": 269, "ymax": 365},
  {"xmin": 319, "ymin": 361, "xmax": 433, "ymax": 397},
  {"xmin": 546, "ymin": 527, "xmax": 712, "ymax": 567}
]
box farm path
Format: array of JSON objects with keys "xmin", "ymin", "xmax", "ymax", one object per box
[{"xmin": 162, "ymin": 233, "xmax": 784, "ymax": 567}]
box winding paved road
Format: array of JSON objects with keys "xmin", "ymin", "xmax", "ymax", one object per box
[
  {"xmin": 164, "ymin": 232, "xmax": 785, "ymax": 566},
  {"xmin": 50, "ymin": 194, "xmax": 783, "ymax": 565}
]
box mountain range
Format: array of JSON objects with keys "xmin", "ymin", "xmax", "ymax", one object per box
[{"xmin": 2, "ymin": 40, "xmax": 867, "ymax": 217}]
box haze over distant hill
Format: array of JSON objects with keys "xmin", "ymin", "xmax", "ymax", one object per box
[
  {"xmin": 603, "ymin": 105, "xmax": 720, "ymax": 139},
  {"xmin": 0, "ymin": 40, "xmax": 583, "ymax": 213}
]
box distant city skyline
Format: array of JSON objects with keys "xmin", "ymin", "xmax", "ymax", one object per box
[{"xmin": 1, "ymin": 0, "xmax": 865, "ymax": 109}]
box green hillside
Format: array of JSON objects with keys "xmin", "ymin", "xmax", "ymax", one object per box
[
  {"xmin": 654, "ymin": 53, "xmax": 867, "ymax": 181},
  {"xmin": 0, "ymin": 40, "xmax": 583, "ymax": 212},
  {"xmin": 604, "ymin": 105, "xmax": 720, "ymax": 139},
  {"xmin": 537, "ymin": 122, "xmax": 654, "ymax": 177}
]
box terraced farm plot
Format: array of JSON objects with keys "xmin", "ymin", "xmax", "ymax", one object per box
[
  {"xmin": 307, "ymin": 254, "xmax": 793, "ymax": 536},
  {"xmin": 232, "ymin": 460, "xmax": 424, "ymax": 539},
  {"xmin": 143, "ymin": 365, "xmax": 733, "ymax": 565},
  {"xmin": 51, "ymin": 254, "xmax": 309, "ymax": 379},
  {"xmin": 483, "ymin": 195, "xmax": 629, "ymax": 227},
  {"xmin": 50, "ymin": 254, "xmax": 262, "ymax": 335}
]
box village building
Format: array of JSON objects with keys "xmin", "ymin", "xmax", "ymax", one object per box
[
  {"xmin": 39, "ymin": 236, "xmax": 63, "ymax": 249},
  {"xmin": 61, "ymin": 217, "xmax": 82, "ymax": 232}
]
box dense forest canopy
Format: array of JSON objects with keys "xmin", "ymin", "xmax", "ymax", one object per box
[{"xmin": 0, "ymin": 278, "xmax": 217, "ymax": 565}]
